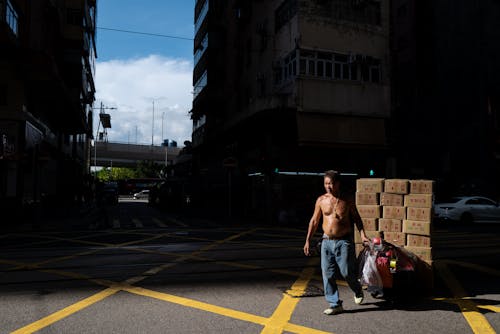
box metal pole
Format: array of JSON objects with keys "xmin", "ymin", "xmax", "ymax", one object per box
[
  {"xmin": 94, "ymin": 102, "xmax": 103, "ymax": 175},
  {"xmin": 152, "ymin": 100, "xmax": 155, "ymax": 145},
  {"xmin": 94, "ymin": 123, "xmax": 99, "ymax": 173},
  {"xmin": 162, "ymin": 112, "xmax": 164, "ymax": 142}
]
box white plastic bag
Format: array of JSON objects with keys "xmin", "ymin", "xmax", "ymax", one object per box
[{"xmin": 361, "ymin": 251, "xmax": 384, "ymax": 296}]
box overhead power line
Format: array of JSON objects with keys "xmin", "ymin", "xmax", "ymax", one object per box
[{"xmin": 97, "ymin": 26, "xmax": 193, "ymax": 41}]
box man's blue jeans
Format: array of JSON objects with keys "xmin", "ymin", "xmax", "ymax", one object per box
[{"xmin": 321, "ymin": 236, "xmax": 362, "ymax": 307}]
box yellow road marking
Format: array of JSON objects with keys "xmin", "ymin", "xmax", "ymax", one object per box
[
  {"xmin": 125, "ymin": 286, "xmax": 331, "ymax": 334},
  {"xmin": 126, "ymin": 286, "xmax": 268, "ymax": 324},
  {"xmin": 8, "ymin": 233, "xmax": 167, "ymax": 271},
  {"xmin": 10, "ymin": 287, "xmax": 120, "ymax": 334},
  {"xmin": 260, "ymin": 258, "xmax": 320, "ymax": 334},
  {"xmin": 477, "ymin": 305, "xmax": 500, "ymax": 313},
  {"xmin": 434, "ymin": 261, "xmax": 496, "ymax": 334},
  {"xmin": 454, "ymin": 299, "xmax": 497, "ymax": 334},
  {"xmin": 9, "ymin": 227, "xmax": 260, "ymax": 333}
]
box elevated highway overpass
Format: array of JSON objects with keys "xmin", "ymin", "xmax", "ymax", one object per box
[{"xmin": 92, "ymin": 142, "xmax": 181, "ymax": 168}]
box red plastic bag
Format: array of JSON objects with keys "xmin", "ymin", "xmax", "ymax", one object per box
[{"xmin": 376, "ymin": 256, "xmax": 393, "ymax": 288}]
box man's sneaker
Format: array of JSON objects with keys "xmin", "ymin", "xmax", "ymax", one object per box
[
  {"xmin": 323, "ymin": 305, "xmax": 343, "ymax": 315},
  {"xmin": 354, "ymin": 292, "xmax": 364, "ymax": 305}
]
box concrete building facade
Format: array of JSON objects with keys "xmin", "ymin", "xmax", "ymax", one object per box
[
  {"xmin": 0, "ymin": 0, "xmax": 97, "ymax": 219},
  {"xmin": 390, "ymin": 0, "xmax": 500, "ymax": 199},
  {"xmin": 191, "ymin": 0, "xmax": 391, "ymax": 221}
]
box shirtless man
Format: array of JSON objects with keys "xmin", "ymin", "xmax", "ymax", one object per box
[{"xmin": 304, "ymin": 170, "xmax": 369, "ymax": 315}]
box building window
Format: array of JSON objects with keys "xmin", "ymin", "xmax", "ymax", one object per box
[
  {"xmin": 193, "ymin": 70, "xmax": 207, "ymax": 100},
  {"xmin": 5, "ymin": 0, "xmax": 18, "ymax": 36},
  {"xmin": 195, "ymin": 0, "xmax": 208, "ymax": 34},
  {"xmin": 276, "ymin": 48, "xmax": 381, "ymax": 86},
  {"xmin": 194, "ymin": 33, "xmax": 208, "ymax": 66}
]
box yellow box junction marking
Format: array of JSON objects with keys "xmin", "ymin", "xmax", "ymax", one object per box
[
  {"xmin": 10, "ymin": 287, "xmax": 120, "ymax": 334},
  {"xmin": 260, "ymin": 257, "xmax": 328, "ymax": 334},
  {"xmin": 434, "ymin": 261, "xmax": 496, "ymax": 334},
  {"xmin": 10, "ymin": 227, "xmax": 303, "ymax": 333}
]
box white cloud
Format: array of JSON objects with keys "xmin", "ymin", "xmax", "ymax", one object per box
[{"xmin": 94, "ymin": 55, "xmax": 193, "ymax": 147}]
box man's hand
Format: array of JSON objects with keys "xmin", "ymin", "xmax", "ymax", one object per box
[
  {"xmin": 360, "ymin": 230, "xmax": 370, "ymax": 245},
  {"xmin": 303, "ymin": 240, "xmax": 311, "ymax": 256}
]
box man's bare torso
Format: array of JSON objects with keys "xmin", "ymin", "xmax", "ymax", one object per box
[{"xmin": 319, "ymin": 193, "xmax": 352, "ymax": 238}]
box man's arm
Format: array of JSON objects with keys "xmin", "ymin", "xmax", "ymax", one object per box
[
  {"xmin": 304, "ymin": 197, "xmax": 322, "ymax": 256},
  {"xmin": 350, "ymin": 200, "xmax": 370, "ymax": 243}
]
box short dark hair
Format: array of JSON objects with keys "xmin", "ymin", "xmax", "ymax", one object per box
[{"xmin": 324, "ymin": 170, "xmax": 340, "ymax": 182}]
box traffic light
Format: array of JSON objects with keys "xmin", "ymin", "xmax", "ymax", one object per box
[{"xmin": 369, "ymin": 169, "xmax": 375, "ymax": 176}]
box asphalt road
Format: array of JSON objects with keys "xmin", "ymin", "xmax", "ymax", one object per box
[{"xmin": 0, "ymin": 199, "xmax": 499, "ymax": 333}]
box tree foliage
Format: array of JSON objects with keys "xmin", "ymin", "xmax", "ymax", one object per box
[{"xmin": 95, "ymin": 160, "xmax": 165, "ymax": 182}]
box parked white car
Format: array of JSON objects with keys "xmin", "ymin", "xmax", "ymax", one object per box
[
  {"xmin": 434, "ymin": 196, "xmax": 500, "ymax": 223},
  {"xmin": 133, "ymin": 189, "xmax": 150, "ymax": 200}
]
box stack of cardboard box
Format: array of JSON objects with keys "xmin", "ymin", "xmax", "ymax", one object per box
[{"xmin": 354, "ymin": 178, "xmax": 434, "ymax": 266}]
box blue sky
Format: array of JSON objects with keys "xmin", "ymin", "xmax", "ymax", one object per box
[{"xmin": 94, "ymin": 1, "xmax": 195, "ymax": 146}]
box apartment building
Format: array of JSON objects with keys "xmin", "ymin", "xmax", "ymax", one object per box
[
  {"xmin": 191, "ymin": 0, "xmax": 391, "ymax": 221},
  {"xmin": 0, "ymin": 0, "xmax": 97, "ymax": 219},
  {"xmin": 390, "ymin": 0, "xmax": 500, "ymax": 198}
]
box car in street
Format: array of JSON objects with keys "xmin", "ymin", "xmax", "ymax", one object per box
[
  {"xmin": 434, "ymin": 196, "xmax": 500, "ymax": 223},
  {"xmin": 133, "ymin": 189, "xmax": 150, "ymax": 200},
  {"xmin": 147, "ymin": 177, "xmax": 194, "ymax": 211}
]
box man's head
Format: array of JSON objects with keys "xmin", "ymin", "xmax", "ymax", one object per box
[{"xmin": 324, "ymin": 170, "xmax": 340, "ymax": 194}]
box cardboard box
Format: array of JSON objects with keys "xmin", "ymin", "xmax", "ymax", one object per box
[
  {"xmin": 356, "ymin": 205, "xmax": 381, "ymax": 218},
  {"xmin": 403, "ymin": 220, "xmax": 431, "ymax": 236},
  {"xmin": 410, "ymin": 180, "xmax": 435, "ymax": 194},
  {"xmin": 378, "ymin": 218, "xmax": 402, "ymax": 232},
  {"xmin": 383, "ymin": 206, "xmax": 406, "ymax": 220},
  {"xmin": 384, "ymin": 179, "xmax": 409, "ymax": 194},
  {"xmin": 354, "ymin": 230, "xmax": 380, "ymax": 243},
  {"xmin": 406, "ymin": 234, "xmax": 432, "ymax": 247},
  {"xmin": 380, "ymin": 192, "xmax": 404, "ymax": 206},
  {"xmin": 361, "ymin": 217, "xmax": 378, "ymax": 231},
  {"xmin": 404, "ymin": 246, "xmax": 432, "ymax": 261},
  {"xmin": 356, "ymin": 192, "xmax": 379, "ymax": 205},
  {"xmin": 404, "ymin": 194, "xmax": 433, "ymax": 208},
  {"xmin": 406, "ymin": 207, "xmax": 433, "ymax": 221},
  {"xmin": 356, "ymin": 178, "xmax": 385, "ymax": 193},
  {"xmin": 383, "ymin": 231, "xmax": 406, "ymax": 246}
]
